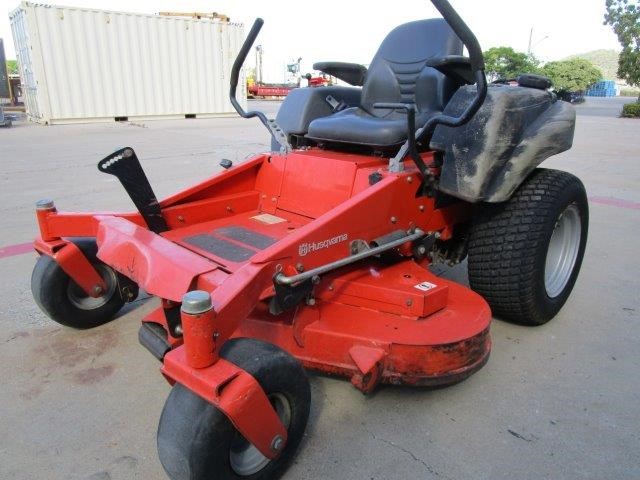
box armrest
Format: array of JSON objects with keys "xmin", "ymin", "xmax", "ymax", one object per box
[
  {"xmin": 313, "ymin": 62, "xmax": 368, "ymax": 86},
  {"xmin": 425, "ymin": 55, "xmax": 474, "ymax": 84}
]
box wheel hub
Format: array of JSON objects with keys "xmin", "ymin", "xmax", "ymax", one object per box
[
  {"xmin": 229, "ymin": 393, "xmax": 291, "ymax": 476},
  {"xmin": 67, "ymin": 264, "xmax": 117, "ymax": 309},
  {"xmin": 544, "ymin": 204, "xmax": 581, "ymax": 298}
]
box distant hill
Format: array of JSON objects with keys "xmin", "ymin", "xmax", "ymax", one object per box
[{"xmin": 565, "ymin": 50, "xmax": 619, "ymax": 81}]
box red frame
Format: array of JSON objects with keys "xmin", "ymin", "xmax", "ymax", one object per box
[
  {"xmin": 162, "ymin": 348, "xmax": 287, "ymax": 459},
  {"xmin": 34, "ymin": 148, "xmax": 492, "ymax": 455}
]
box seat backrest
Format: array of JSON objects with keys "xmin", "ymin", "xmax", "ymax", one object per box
[{"xmin": 361, "ymin": 19, "xmax": 463, "ymax": 117}]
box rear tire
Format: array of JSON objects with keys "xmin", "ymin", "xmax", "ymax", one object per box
[
  {"xmin": 31, "ymin": 238, "xmax": 126, "ymax": 329},
  {"xmin": 157, "ymin": 338, "xmax": 311, "ymax": 480},
  {"xmin": 467, "ymin": 168, "xmax": 588, "ymax": 325}
]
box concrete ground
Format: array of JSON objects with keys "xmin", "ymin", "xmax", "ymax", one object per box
[{"xmin": 0, "ymin": 97, "xmax": 638, "ymax": 480}]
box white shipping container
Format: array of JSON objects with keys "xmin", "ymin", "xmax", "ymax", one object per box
[{"xmin": 9, "ymin": 2, "xmax": 247, "ymax": 124}]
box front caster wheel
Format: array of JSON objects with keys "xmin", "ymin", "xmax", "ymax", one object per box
[
  {"xmin": 31, "ymin": 238, "xmax": 129, "ymax": 329},
  {"xmin": 467, "ymin": 168, "xmax": 589, "ymax": 325},
  {"xmin": 157, "ymin": 338, "xmax": 311, "ymax": 480}
]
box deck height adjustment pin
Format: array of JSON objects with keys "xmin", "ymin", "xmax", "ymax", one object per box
[
  {"xmin": 181, "ymin": 291, "xmax": 218, "ymax": 368},
  {"xmin": 36, "ymin": 199, "xmax": 55, "ymax": 210}
]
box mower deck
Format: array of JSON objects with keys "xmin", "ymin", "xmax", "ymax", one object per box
[
  {"xmin": 136, "ymin": 208, "xmax": 492, "ymax": 392},
  {"xmin": 236, "ymin": 262, "xmax": 491, "ymax": 391},
  {"xmin": 142, "ymin": 257, "xmax": 490, "ymax": 393},
  {"xmin": 127, "ymin": 200, "xmax": 490, "ymax": 392}
]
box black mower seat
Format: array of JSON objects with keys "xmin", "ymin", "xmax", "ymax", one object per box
[{"xmin": 307, "ymin": 19, "xmax": 463, "ymax": 147}]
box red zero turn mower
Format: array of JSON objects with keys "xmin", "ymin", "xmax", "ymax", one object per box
[{"xmin": 30, "ymin": 1, "xmax": 588, "ymax": 479}]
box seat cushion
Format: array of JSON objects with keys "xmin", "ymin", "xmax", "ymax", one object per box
[
  {"xmin": 307, "ymin": 107, "xmax": 432, "ymax": 147},
  {"xmin": 305, "ymin": 19, "xmax": 463, "ymax": 148}
]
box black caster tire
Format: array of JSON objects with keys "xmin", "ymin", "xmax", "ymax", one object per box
[
  {"xmin": 31, "ymin": 238, "xmax": 127, "ymax": 329},
  {"xmin": 467, "ymin": 168, "xmax": 589, "ymax": 325},
  {"xmin": 157, "ymin": 338, "xmax": 311, "ymax": 480}
]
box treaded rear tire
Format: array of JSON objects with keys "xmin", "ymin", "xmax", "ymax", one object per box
[{"xmin": 467, "ymin": 168, "xmax": 588, "ymax": 325}]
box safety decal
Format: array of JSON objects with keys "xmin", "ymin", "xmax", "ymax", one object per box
[{"xmin": 414, "ymin": 281, "xmax": 437, "ymax": 291}]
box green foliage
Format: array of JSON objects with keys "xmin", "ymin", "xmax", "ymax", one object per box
[
  {"xmin": 483, "ymin": 47, "xmax": 539, "ymax": 81},
  {"xmin": 541, "ymin": 58, "xmax": 603, "ymax": 92},
  {"xmin": 604, "ymin": 0, "xmax": 640, "ymax": 90},
  {"xmin": 6, "ymin": 60, "xmax": 18, "ymax": 75},
  {"xmin": 566, "ymin": 49, "xmax": 619, "ymax": 80},
  {"xmin": 622, "ymin": 101, "xmax": 640, "ymax": 117},
  {"xmin": 620, "ymin": 87, "xmax": 640, "ymax": 95}
]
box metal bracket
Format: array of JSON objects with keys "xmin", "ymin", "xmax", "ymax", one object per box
[
  {"xmin": 267, "ymin": 119, "xmax": 292, "ymax": 153},
  {"xmin": 275, "ymin": 229, "xmax": 424, "ymax": 286},
  {"xmin": 373, "ymin": 103, "xmax": 430, "ymax": 176},
  {"xmin": 325, "ymin": 94, "xmax": 340, "ymax": 110},
  {"xmin": 162, "ymin": 347, "xmax": 287, "ymax": 459},
  {"xmin": 349, "ymin": 239, "xmax": 371, "ymax": 255},
  {"xmin": 162, "ymin": 300, "xmax": 183, "ymax": 338},
  {"xmin": 54, "ymin": 242, "xmax": 107, "ymax": 297},
  {"xmin": 349, "ymin": 345, "xmax": 387, "ymax": 393},
  {"xmin": 269, "ymin": 279, "xmax": 313, "ymax": 315}
]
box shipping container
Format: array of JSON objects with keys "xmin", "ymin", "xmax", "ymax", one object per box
[{"xmin": 9, "ymin": 2, "xmax": 247, "ymax": 124}]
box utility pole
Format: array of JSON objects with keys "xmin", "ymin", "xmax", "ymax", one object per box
[
  {"xmin": 528, "ymin": 28, "xmax": 549, "ymax": 57},
  {"xmin": 255, "ymin": 45, "xmax": 263, "ymax": 83}
]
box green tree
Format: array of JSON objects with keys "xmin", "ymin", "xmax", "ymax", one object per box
[
  {"xmin": 604, "ymin": 0, "xmax": 640, "ymax": 101},
  {"xmin": 541, "ymin": 58, "xmax": 603, "ymax": 92},
  {"xmin": 483, "ymin": 47, "xmax": 539, "ymax": 81},
  {"xmin": 6, "ymin": 60, "xmax": 18, "ymax": 75}
]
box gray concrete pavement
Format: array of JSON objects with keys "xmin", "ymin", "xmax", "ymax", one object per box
[{"xmin": 0, "ymin": 97, "xmax": 638, "ymax": 480}]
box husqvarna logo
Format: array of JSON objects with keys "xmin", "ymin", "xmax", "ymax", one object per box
[{"xmin": 298, "ymin": 234, "xmax": 348, "ymax": 257}]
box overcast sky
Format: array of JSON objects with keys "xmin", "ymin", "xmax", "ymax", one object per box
[{"xmin": 1, "ymin": 0, "xmax": 621, "ymax": 82}]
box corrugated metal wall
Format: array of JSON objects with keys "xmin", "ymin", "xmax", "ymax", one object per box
[
  {"xmin": 10, "ymin": 2, "xmax": 246, "ymax": 124},
  {"xmin": 10, "ymin": 7, "xmax": 41, "ymax": 117}
]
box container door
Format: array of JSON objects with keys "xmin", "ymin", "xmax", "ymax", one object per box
[{"xmin": 10, "ymin": 8, "xmax": 41, "ymax": 120}]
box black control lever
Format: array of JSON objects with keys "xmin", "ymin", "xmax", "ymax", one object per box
[
  {"xmin": 98, "ymin": 147, "xmax": 168, "ymax": 234},
  {"xmin": 420, "ymin": 0, "xmax": 487, "ymax": 136},
  {"xmin": 229, "ymin": 18, "xmax": 291, "ymax": 152},
  {"xmin": 373, "ymin": 103, "xmax": 429, "ymax": 177},
  {"xmin": 431, "ymin": 0, "xmax": 485, "ymax": 73},
  {"xmin": 229, "ymin": 18, "xmax": 266, "ymax": 123},
  {"xmin": 389, "ymin": 0, "xmax": 488, "ymax": 170}
]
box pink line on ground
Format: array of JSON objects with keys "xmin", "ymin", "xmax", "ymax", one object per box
[
  {"xmin": 589, "ymin": 196, "xmax": 640, "ymax": 211},
  {"xmin": 0, "ymin": 242, "xmax": 34, "ymax": 259}
]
